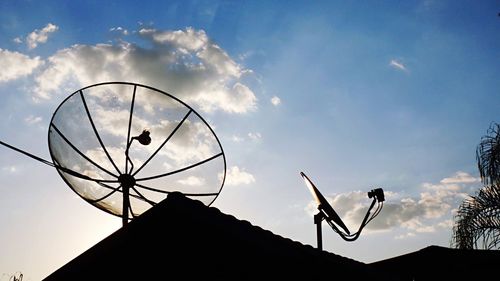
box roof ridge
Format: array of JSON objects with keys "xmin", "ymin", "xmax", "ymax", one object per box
[
  {"xmin": 44, "ymin": 191, "xmax": 377, "ymax": 280},
  {"xmin": 166, "ymin": 192, "xmax": 366, "ymax": 265}
]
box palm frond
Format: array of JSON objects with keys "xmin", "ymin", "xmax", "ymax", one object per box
[
  {"xmin": 477, "ymin": 122, "xmax": 500, "ymax": 186},
  {"xmin": 452, "ymin": 183, "xmax": 500, "ymax": 249}
]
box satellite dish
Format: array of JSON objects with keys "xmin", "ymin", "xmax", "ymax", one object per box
[
  {"xmin": 300, "ymin": 172, "xmax": 350, "ymax": 234},
  {"xmin": 1, "ymin": 82, "xmax": 227, "ymax": 226},
  {"xmin": 300, "ymin": 171, "xmax": 384, "ymax": 250}
]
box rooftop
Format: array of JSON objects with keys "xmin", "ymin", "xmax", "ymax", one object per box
[{"xmin": 44, "ymin": 192, "xmax": 385, "ymax": 280}]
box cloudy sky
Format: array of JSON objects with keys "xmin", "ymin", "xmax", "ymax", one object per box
[{"xmin": 1, "ymin": 1, "xmax": 499, "ymax": 279}]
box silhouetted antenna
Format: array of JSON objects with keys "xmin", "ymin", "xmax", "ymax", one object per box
[
  {"xmin": 300, "ymin": 172, "xmax": 384, "ymax": 250},
  {"xmin": 1, "ymin": 82, "xmax": 226, "ymax": 226}
]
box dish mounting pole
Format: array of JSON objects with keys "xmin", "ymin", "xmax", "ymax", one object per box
[
  {"xmin": 314, "ymin": 211, "xmax": 324, "ymax": 251},
  {"xmin": 118, "ymin": 173, "xmax": 136, "ymax": 226}
]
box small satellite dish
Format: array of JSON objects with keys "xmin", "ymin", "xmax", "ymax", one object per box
[
  {"xmin": 300, "ymin": 171, "xmax": 384, "ymax": 250},
  {"xmin": 300, "ymin": 172, "xmax": 350, "ymax": 234},
  {"xmin": 1, "ymin": 82, "xmax": 227, "ymax": 226}
]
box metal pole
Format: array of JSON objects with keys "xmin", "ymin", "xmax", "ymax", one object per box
[
  {"xmin": 314, "ymin": 212, "xmax": 323, "ymax": 251},
  {"xmin": 122, "ymin": 184, "xmax": 130, "ymax": 226}
]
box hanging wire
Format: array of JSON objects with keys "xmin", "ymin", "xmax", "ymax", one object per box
[
  {"xmin": 323, "ymin": 198, "xmax": 383, "ymax": 242},
  {"xmin": 0, "ymin": 140, "xmax": 118, "ymax": 183}
]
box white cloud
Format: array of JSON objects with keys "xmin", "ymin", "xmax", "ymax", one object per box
[
  {"xmin": 270, "ymin": 96, "xmax": 281, "ymax": 106},
  {"xmin": 395, "ymin": 232, "xmax": 415, "ymax": 240},
  {"xmin": 222, "ymin": 166, "xmax": 255, "ymax": 186},
  {"xmin": 177, "ymin": 176, "xmax": 205, "ymax": 186},
  {"xmin": 125, "ymin": 116, "xmax": 222, "ymax": 171},
  {"xmin": 230, "ymin": 132, "xmax": 262, "ymax": 143},
  {"xmin": 158, "ymin": 120, "xmax": 221, "ymax": 166},
  {"xmin": 247, "ymin": 132, "xmax": 262, "ymax": 141},
  {"xmin": 196, "ymin": 82, "xmax": 257, "ymax": 113},
  {"xmin": 238, "ymin": 51, "xmax": 253, "ymax": 61},
  {"xmin": 231, "ymin": 135, "xmax": 244, "ymax": 142},
  {"xmin": 0, "ymin": 49, "xmax": 43, "ymax": 82},
  {"xmin": 389, "ymin": 59, "xmax": 407, "ymax": 72},
  {"xmin": 440, "ymin": 171, "xmax": 479, "ymax": 184},
  {"xmin": 24, "ymin": 115, "xmax": 43, "ymax": 125},
  {"xmin": 140, "ymin": 27, "xmax": 208, "ymax": 53},
  {"xmin": 13, "ymin": 37, "xmax": 22, "ymax": 44},
  {"xmin": 109, "ymin": 27, "xmax": 129, "ymax": 36},
  {"xmin": 304, "ymin": 171, "xmax": 478, "ymax": 236},
  {"xmin": 69, "ymin": 146, "xmax": 125, "ymax": 179},
  {"xmin": 2, "ymin": 165, "xmax": 18, "ymax": 173},
  {"xmin": 26, "ymin": 23, "xmax": 59, "ymax": 49},
  {"xmin": 437, "ymin": 219, "xmax": 453, "ymax": 229},
  {"xmin": 33, "ymin": 27, "xmax": 257, "ymax": 113}
]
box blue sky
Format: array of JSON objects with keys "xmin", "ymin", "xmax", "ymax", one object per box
[{"xmin": 1, "ymin": 1, "xmax": 499, "ymax": 280}]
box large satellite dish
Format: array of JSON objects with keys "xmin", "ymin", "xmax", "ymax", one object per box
[{"xmin": 1, "ymin": 82, "xmax": 226, "ymax": 226}]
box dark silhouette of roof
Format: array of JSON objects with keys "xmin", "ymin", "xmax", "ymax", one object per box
[
  {"xmin": 370, "ymin": 245, "xmax": 500, "ymax": 281},
  {"xmin": 44, "ymin": 192, "xmax": 386, "ymax": 280}
]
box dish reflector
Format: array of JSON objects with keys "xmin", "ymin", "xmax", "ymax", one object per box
[
  {"xmin": 48, "ymin": 82, "xmax": 226, "ymax": 221},
  {"xmin": 300, "ymin": 172, "xmax": 350, "ymax": 234}
]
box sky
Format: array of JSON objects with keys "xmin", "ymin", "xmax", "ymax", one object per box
[{"xmin": 0, "ymin": 0, "xmax": 499, "ymax": 279}]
